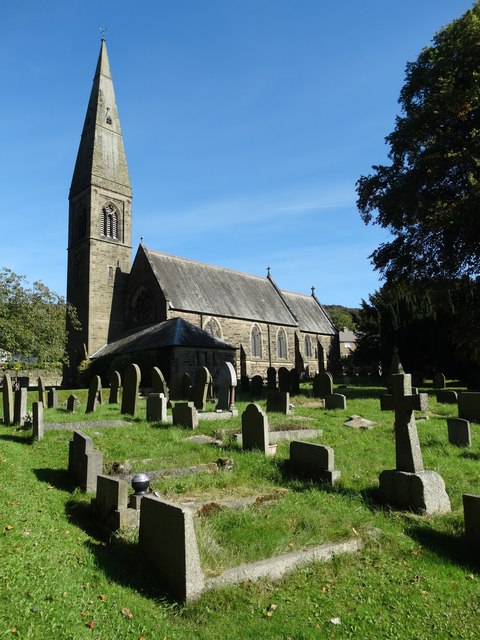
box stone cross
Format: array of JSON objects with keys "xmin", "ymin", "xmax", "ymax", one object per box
[{"xmin": 381, "ymin": 373, "xmax": 428, "ymax": 473}]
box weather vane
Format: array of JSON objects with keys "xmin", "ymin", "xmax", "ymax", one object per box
[{"xmin": 100, "ymin": 26, "xmax": 108, "ymax": 40}]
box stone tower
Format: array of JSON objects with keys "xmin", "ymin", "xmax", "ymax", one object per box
[{"xmin": 66, "ymin": 39, "xmax": 132, "ymax": 378}]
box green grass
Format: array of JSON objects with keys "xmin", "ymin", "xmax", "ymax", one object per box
[{"xmin": 1, "ymin": 381, "xmax": 479, "ymax": 639}]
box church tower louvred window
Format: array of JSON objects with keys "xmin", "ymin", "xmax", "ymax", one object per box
[{"xmin": 101, "ymin": 203, "xmax": 118, "ymax": 239}]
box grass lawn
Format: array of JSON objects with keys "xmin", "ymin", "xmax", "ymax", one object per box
[{"xmin": 1, "ymin": 379, "xmax": 479, "ymax": 639}]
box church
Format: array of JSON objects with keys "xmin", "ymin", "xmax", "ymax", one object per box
[{"xmin": 66, "ymin": 39, "xmax": 338, "ymax": 385}]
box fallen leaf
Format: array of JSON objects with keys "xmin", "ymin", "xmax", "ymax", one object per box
[
  {"xmin": 288, "ymin": 542, "xmax": 294, "ymax": 547},
  {"xmin": 267, "ymin": 603, "xmax": 278, "ymax": 611},
  {"xmin": 5, "ymin": 524, "xmax": 14, "ymax": 531},
  {"xmin": 322, "ymin": 585, "xmax": 329, "ymax": 593},
  {"xmin": 98, "ymin": 594, "xmax": 107, "ymax": 601},
  {"xmin": 121, "ymin": 607, "xmax": 133, "ymax": 618},
  {"xmin": 86, "ymin": 620, "xmax": 95, "ymax": 629},
  {"xmin": 329, "ymin": 617, "xmax": 341, "ymax": 625},
  {"xmin": 265, "ymin": 611, "xmax": 273, "ymax": 618},
  {"xmin": 11, "ymin": 627, "xmax": 17, "ymax": 634}
]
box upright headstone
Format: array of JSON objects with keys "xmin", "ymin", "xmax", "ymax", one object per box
[
  {"xmin": 172, "ymin": 402, "xmax": 198, "ymax": 429},
  {"xmin": 458, "ymin": 392, "xmax": 480, "ymax": 423},
  {"xmin": 312, "ymin": 371, "xmax": 333, "ymax": 398},
  {"xmin": 447, "ymin": 418, "xmax": 471, "ymax": 447},
  {"xmin": 266, "ymin": 367, "xmax": 277, "ymax": 390},
  {"xmin": 109, "ymin": 370, "xmax": 121, "ymax": 404},
  {"xmin": 386, "ymin": 347, "xmax": 404, "ymax": 393},
  {"xmin": 121, "ymin": 364, "xmax": 141, "ymax": 417},
  {"xmin": 152, "ymin": 367, "xmax": 169, "ymax": 403},
  {"xmin": 193, "ymin": 367, "xmax": 211, "ymax": 411},
  {"xmin": 67, "ymin": 394, "xmax": 80, "ymax": 413},
  {"xmin": 169, "ymin": 374, "xmax": 181, "ymax": 401},
  {"xmin": 13, "ymin": 387, "xmax": 27, "ymax": 426},
  {"xmin": 289, "ymin": 369, "xmax": 300, "ymax": 395},
  {"xmin": 147, "ymin": 393, "xmax": 168, "ymax": 422},
  {"xmin": 32, "ymin": 401, "xmax": 44, "ymax": 440},
  {"xmin": 68, "ymin": 431, "xmax": 103, "ymax": 493},
  {"xmin": 278, "ymin": 367, "xmax": 290, "ymax": 393},
  {"xmin": 463, "ymin": 494, "xmax": 480, "ymax": 549},
  {"xmin": 37, "ymin": 376, "xmax": 46, "ymax": 406},
  {"xmin": 289, "ymin": 441, "xmax": 341, "ymax": 485},
  {"xmin": 325, "ymin": 393, "xmax": 347, "ymax": 410},
  {"xmin": 378, "ymin": 373, "xmax": 450, "ymax": 514},
  {"xmin": 241, "ymin": 403, "xmax": 270, "ymax": 454},
  {"xmin": 240, "ymin": 375, "xmax": 250, "ymax": 393},
  {"xmin": 139, "ymin": 496, "xmax": 205, "ymax": 601},
  {"xmin": 86, "ymin": 375, "xmax": 102, "ymax": 413},
  {"xmin": 91, "ymin": 475, "xmax": 138, "ymax": 530},
  {"xmin": 2, "ymin": 373, "xmax": 14, "ymax": 425},
  {"xmin": 250, "ymin": 375, "xmax": 263, "ymax": 398},
  {"xmin": 266, "ymin": 390, "xmax": 290, "ymax": 415},
  {"xmin": 432, "ymin": 372, "xmax": 446, "ymax": 389},
  {"xmin": 215, "ymin": 362, "xmax": 237, "ymax": 411},
  {"xmin": 436, "ymin": 390, "xmax": 458, "ymax": 404},
  {"xmin": 181, "ymin": 373, "xmax": 191, "ymax": 400},
  {"xmin": 47, "ymin": 388, "xmax": 58, "ymax": 409}
]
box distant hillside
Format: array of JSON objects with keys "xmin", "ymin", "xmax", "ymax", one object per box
[{"xmin": 323, "ymin": 305, "xmax": 359, "ymax": 331}]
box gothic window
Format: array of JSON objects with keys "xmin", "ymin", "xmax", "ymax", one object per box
[
  {"xmin": 132, "ymin": 288, "xmax": 153, "ymax": 324},
  {"xmin": 305, "ymin": 335, "xmax": 313, "ymax": 357},
  {"xmin": 101, "ymin": 203, "xmax": 118, "ymax": 239},
  {"xmin": 277, "ymin": 328, "xmax": 287, "ymax": 359},
  {"xmin": 204, "ymin": 317, "xmax": 222, "ymax": 340},
  {"xmin": 251, "ymin": 324, "xmax": 262, "ymax": 358}
]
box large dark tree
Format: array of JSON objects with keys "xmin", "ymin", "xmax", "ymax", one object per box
[{"xmin": 357, "ymin": 2, "xmax": 480, "ymax": 280}]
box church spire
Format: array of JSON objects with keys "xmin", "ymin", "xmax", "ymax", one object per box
[{"xmin": 70, "ymin": 39, "xmax": 131, "ymax": 198}]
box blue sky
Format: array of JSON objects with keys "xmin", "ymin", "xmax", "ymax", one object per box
[{"xmin": 1, "ymin": 0, "xmax": 474, "ymax": 307}]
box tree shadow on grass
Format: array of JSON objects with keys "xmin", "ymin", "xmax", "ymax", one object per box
[
  {"xmin": 0, "ymin": 432, "xmax": 34, "ymax": 445},
  {"xmin": 33, "ymin": 467, "xmax": 73, "ymax": 492},
  {"xmin": 405, "ymin": 523, "xmax": 479, "ymax": 573},
  {"xmin": 65, "ymin": 496, "xmax": 179, "ymax": 605},
  {"xmin": 462, "ymin": 451, "xmax": 480, "ymax": 461}
]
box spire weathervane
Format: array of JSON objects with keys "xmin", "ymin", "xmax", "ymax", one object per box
[{"xmin": 100, "ymin": 26, "xmax": 108, "ymax": 40}]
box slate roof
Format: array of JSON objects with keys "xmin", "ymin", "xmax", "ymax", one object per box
[
  {"xmin": 143, "ymin": 247, "xmax": 297, "ymax": 326},
  {"xmin": 280, "ymin": 290, "xmax": 337, "ymax": 335},
  {"xmin": 91, "ymin": 317, "xmax": 235, "ymax": 359}
]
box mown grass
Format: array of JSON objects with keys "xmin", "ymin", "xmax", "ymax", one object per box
[{"xmin": 1, "ymin": 380, "xmax": 479, "ymax": 639}]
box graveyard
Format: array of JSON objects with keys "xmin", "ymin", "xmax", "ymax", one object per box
[{"xmin": 1, "ymin": 372, "xmax": 479, "ymax": 639}]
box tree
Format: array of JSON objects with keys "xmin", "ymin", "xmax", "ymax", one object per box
[
  {"xmin": 357, "ymin": 2, "xmax": 480, "ymax": 281},
  {"xmin": 324, "ymin": 305, "xmax": 359, "ymax": 331},
  {"xmin": 0, "ymin": 268, "xmax": 79, "ymax": 364}
]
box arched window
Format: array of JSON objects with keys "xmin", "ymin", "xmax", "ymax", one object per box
[
  {"xmin": 251, "ymin": 324, "xmax": 262, "ymax": 357},
  {"xmin": 304, "ymin": 335, "xmax": 313, "ymax": 357},
  {"xmin": 131, "ymin": 288, "xmax": 153, "ymax": 324},
  {"xmin": 204, "ymin": 317, "xmax": 222, "ymax": 340},
  {"xmin": 277, "ymin": 328, "xmax": 287, "ymax": 359},
  {"xmin": 101, "ymin": 203, "xmax": 118, "ymax": 239}
]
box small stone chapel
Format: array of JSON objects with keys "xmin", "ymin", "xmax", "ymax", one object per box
[{"xmin": 66, "ymin": 39, "xmax": 338, "ymax": 384}]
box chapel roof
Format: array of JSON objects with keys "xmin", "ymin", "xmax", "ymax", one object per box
[
  {"xmin": 280, "ymin": 290, "xmax": 337, "ymax": 335},
  {"xmin": 141, "ymin": 247, "xmax": 298, "ymax": 326},
  {"xmin": 91, "ymin": 317, "xmax": 235, "ymax": 359}
]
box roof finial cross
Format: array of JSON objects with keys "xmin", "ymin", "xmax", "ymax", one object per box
[
  {"xmin": 267, "ymin": 266, "xmax": 271, "ymax": 277},
  {"xmin": 100, "ymin": 26, "xmax": 108, "ymax": 40},
  {"xmin": 311, "ymin": 286, "xmax": 315, "ymax": 296}
]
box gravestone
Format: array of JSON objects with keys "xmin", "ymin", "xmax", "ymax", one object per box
[
  {"xmin": 447, "ymin": 418, "xmax": 471, "ymax": 447},
  {"xmin": 266, "ymin": 367, "xmax": 277, "ymax": 390},
  {"xmin": 289, "ymin": 441, "xmax": 341, "ymax": 485},
  {"xmin": 240, "ymin": 375, "xmax": 250, "ymax": 393},
  {"xmin": 378, "ymin": 373, "xmax": 450, "ymax": 514},
  {"xmin": 169, "ymin": 374, "xmax": 181, "ymax": 401},
  {"xmin": 241, "ymin": 403, "xmax": 270, "ymax": 454},
  {"xmin": 266, "ymin": 390, "xmax": 290, "ymax": 415},
  {"xmin": 463, "ymin": 494, "xmax": 480, "ymax": 549},
  {"xmin": 91, "ymin": 475, "xmax": 138, "ymax": 530},
  {"xmin": 458, "ymin": 392, "xmax": 480, "ymax": 423},
  {"xmin": 278, "ymin": 367, "xmax": 290, "ymax": 393},
  {"xmin": 386, "ymin": 347, "xmax": 404, "ymax": 393},
  {"xmin": 138, "ymin": 495, "xmax": 205, "ymax": 601},
  {"xmin": 436, "ymin": 390, "xmax": 458, "ymax": 404},
  {"xmin": 14, "ymin": 387, "xmax": 27, "ymax": 425},
  {"xmin": 152, "ymin": 367, "xmax": 169, "ymax": 403},
  {"xmin": 432, "ymin": 372, "xmax": 446, "ymax": 389},
  {"xmin": 86, "ymin": 375, "xmax": 102, "ymax": 413},
  {"xmin": 68, "ymin": 431, "xmax": 103, "ymax": 493},
  {"xmin": 37, "ymin": 376, "xmax": 46, "ymax": 405},
  {"xmin": 181, "ymin": 373, "xmax": 191, "ymax": 400},
  {"xmin": 193, "ymin": 367, "xmax": 211, "ymax": 411},
  {"xmin": 67, "ymin": 394, "xmax": 79, "ymax": 413},
  {"xmin": 325, "ymin": 393, "xmax": 347, "ymax": 410},
  {"xmin": 172, "ymin": 402, "xmax": 198, "ymax": 429},
  {"xmin": 312, "ymin": 371, "xmax": 333, "ymax": 398},
  {"xmin": 2, "ymin": 373, "xmax": 14, "ymax": 425},
  {"xmin": 146, "ymin": 393, "xmax": 168, "ymax": 422},
  {"xmin": 109, "ymin": 370, "xmax": 121, "ymax": 404},
  {"xmin": 250, "ymin": 375, "xmax": 263, "ymax": 398},
  {"xmin": 32, "ymin": 401, "xmax": 44, "ymax": 440},
  {"xmin": 47, "ymin": 388, "xmax": 58, "ymax": 409},
  {"xmin": 289, "ymin": 369, "xmax": 300, "ymax": 395},
  {"xmin": 121, "ymin": 363, "xmax": 141, "ymax": 417},
  {"xmin": 215, "ymin": 362, "xmax": 237, "ymax": 411}
]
